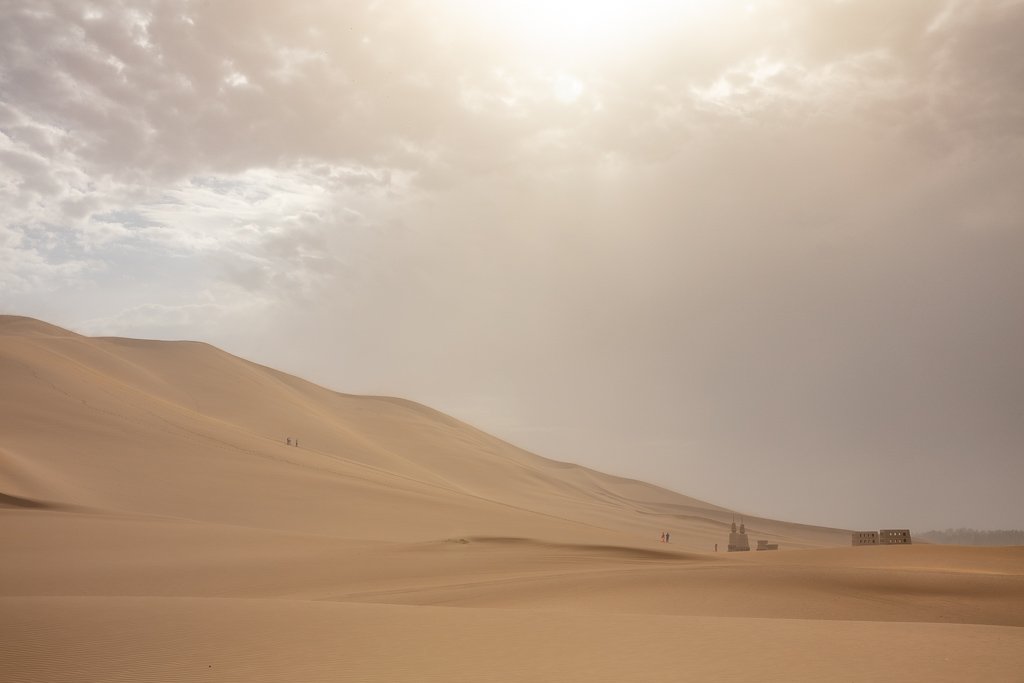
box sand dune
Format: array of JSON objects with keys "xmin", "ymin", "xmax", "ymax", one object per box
[
  {"xmin": 2, "ymin": 315, "xmax": 1022, "ymax": 682},
  {"xmin": 0, "ymin": 314, "xmax": 842, "ymax": 546}
]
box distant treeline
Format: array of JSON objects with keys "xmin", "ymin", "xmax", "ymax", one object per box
[{"xmin": 919, "ymin": 529, "xmax": 1024, "ymax": 546}]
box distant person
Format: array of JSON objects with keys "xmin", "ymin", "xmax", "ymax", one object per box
[
  {"xmin": 295, "ymin": 439, "xmax": 299, "ymax": 448},
  {"xmin": 715, "ymin": 543, "xmax": 718, "ymax": 552},
  {"xmin": 286, "ymin": 437, "xmax": 291, "ymax": 446},
  {"xmin": 665, "ymin": 532, "xmax": 670, "ymax": 543},
  {"xmin": 660, "ymin": 531, "xmax": 665, "ymax": 542}
]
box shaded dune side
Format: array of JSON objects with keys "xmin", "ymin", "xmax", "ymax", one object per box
[
  {"xmin": 0, "ymin": 492, "xmax": 54, "ymax": 510},
  {"xmin": 461, "ymin": 536, "xmax": 709, "ymax": 561}
]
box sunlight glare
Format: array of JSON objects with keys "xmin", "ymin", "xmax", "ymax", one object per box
[{"xmin": 449, "ymin": 0, "xmax": 715, "ymax": 63}]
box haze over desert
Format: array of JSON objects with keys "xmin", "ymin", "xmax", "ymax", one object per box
[
  {"xmin": 2, "ymin": 316, "xmax": 1023, "ymax": 681},
  {"xmin": 3, "ymin": 0, "xmax": 1024, "ymax": 680}
]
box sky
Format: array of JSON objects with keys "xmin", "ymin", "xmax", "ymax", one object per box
[{"xmin": 2, "ymin": 0, "xmax": 1022, "ymax": 532}]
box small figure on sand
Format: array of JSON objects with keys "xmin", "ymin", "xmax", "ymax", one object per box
[
  {"xmin": 715, "ymin": 543, "xmax": 718, "ymax": 552},
  {"xmin": 665, "ymin": 532, "xmax": 670, "ymax": 543},
  {"xmin": 286, "ymin": 437, "xmax": 292, "ymax": 446},
  {"xmin": 295, "ymin": 438, "xmax": 299, "ymax": 448},
  {"xmin": 660, "ymin": 531, "xmax": 665, "ymax": 542}
]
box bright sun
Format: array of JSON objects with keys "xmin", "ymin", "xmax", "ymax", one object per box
[
  {"xmin": 433, "ymin": 0, "xmax": 728, "ymax": 105},
  {"xmin": 448, "ymin": 0, "xmax": 713, "ymax": 63}
]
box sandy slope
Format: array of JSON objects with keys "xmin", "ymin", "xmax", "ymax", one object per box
[
  {"xmin": 0, "ymin": 314, "xmax": 842, "ymax": 547},
  {"xmin": 2, "ymin": 315, "xmax": 1022, "ymax": 682}
]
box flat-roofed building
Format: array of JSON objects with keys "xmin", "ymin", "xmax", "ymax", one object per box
[
  {"xmin": 852, "ymin": 531, "xmax": 879, "ymax": 546},
  {"xmin": 853, "ymin": 529, "xmax": 912, "ymax": 545},
  {"xmin": 879, "ymin": 529, "xmax": 912, "ymax": 544},
  {"xmin": 756, "ymin": 540, "xmax": 779, "ymax": 551}
]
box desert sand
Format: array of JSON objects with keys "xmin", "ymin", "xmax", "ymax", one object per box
[{"xmin": 2, "ymin": 314, "xmax": 1022, "ymax": 682}]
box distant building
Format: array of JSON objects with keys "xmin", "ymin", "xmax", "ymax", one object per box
[
  {"xmin": 852, "ymin": 531, "xmax": 880, "ymax": 546},
  {"xmin": 728, "ymin": 518, "xmax": 750, "ymax": 552},
  {"xmin": 756, "ymin": 540, "xmax": 779, "ymax": 551},
  {"xmin": 879, "ymin": 529, "xmax": 912, "ymax": 545},
  {"xmin": 852, "ymin": 529, "xmax": 911, "ymax": 546}
]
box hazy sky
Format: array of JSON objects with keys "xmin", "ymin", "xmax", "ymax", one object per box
[{"xmin": 2, "ymin": 0, "xmax": 1022, "ymax": 531}]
